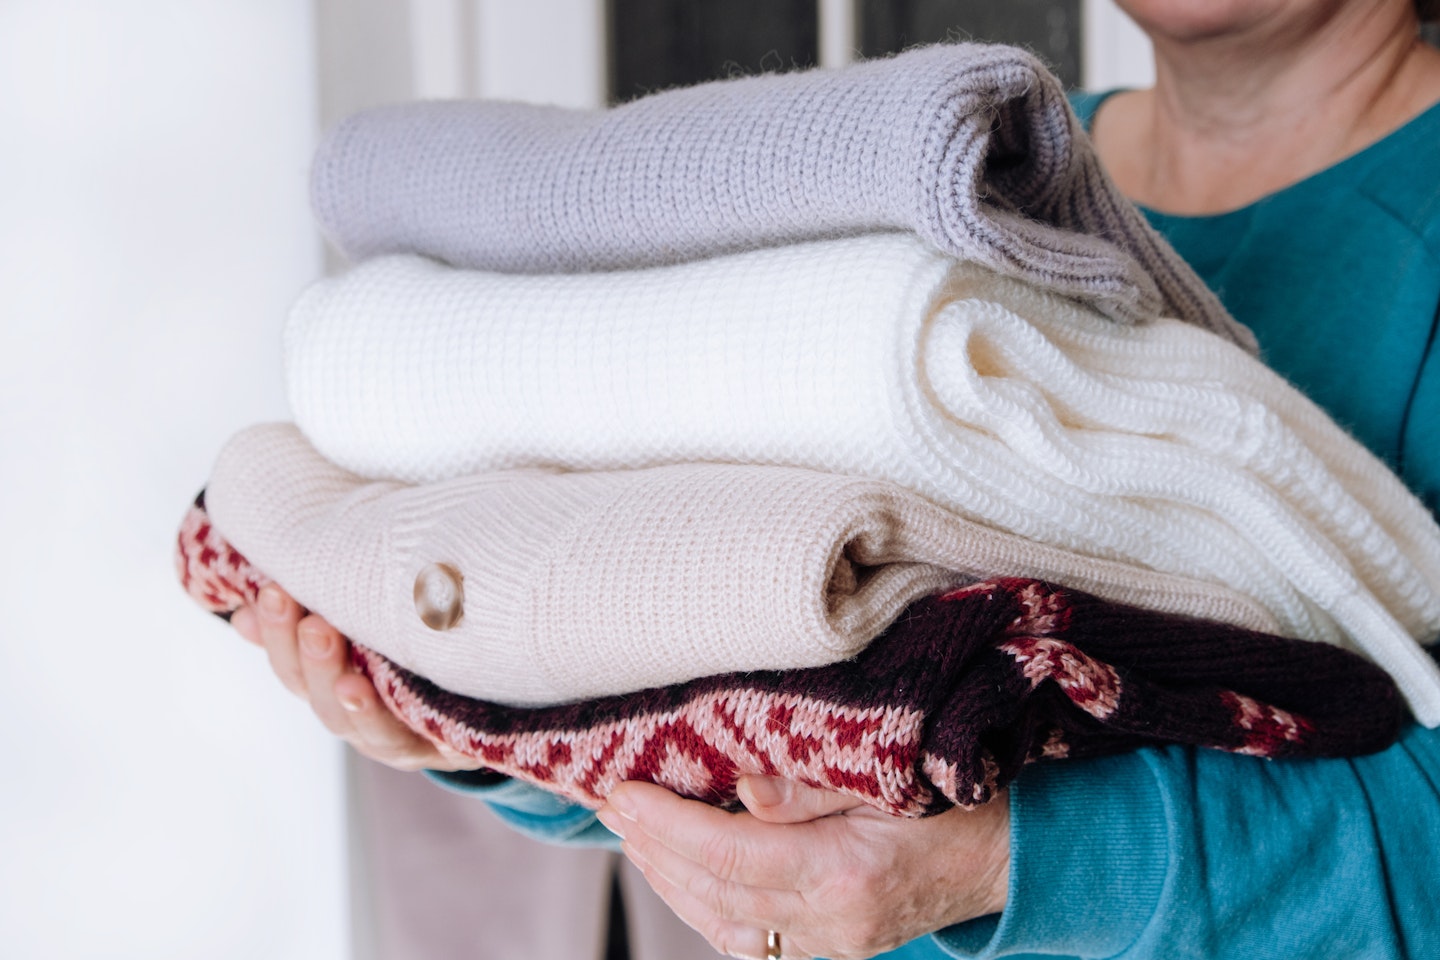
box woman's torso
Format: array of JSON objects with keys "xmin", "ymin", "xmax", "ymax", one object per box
[{"xmin": 1072, "ymin": 90, "xmax": 1440, "ymax": 511}]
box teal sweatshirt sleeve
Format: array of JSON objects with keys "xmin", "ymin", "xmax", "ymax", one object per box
[
  {"xmin": 425, "ymin": 769, "xmax": 621, "ymax": 849},
  {"xmin": 425, "ymin": 727, "xmax": 1440, "ymax": 960},
  {"xmin": 932, "ymin": 723, "xmax": 1440, "ymax": 959}
]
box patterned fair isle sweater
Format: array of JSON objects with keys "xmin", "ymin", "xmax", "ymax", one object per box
[{"xmin": 177, "ymin": 495, "xmax": 1401, "ymax": 817}]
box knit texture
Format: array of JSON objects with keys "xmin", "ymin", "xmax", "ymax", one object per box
[
  {"xmin": 200, "ymin": 423, "xmax": 1282, "ymax": 705},
  {"xmin": 310, "ymin": 42, "xmax": 1252, "ymax": 348},
  {"xmin": 173, "ymin": 519, "xmax": 1403, "ymax": 816},
  {"xmin": 284, "ymin": 236, "xmax": 1440, "ymax": 721}
]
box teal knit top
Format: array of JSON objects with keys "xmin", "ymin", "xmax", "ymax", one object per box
[{"xmin": 1072, "ymin": 90, "xmax": 1440, "ymax": 512}]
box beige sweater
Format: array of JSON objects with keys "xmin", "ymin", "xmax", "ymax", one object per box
[{"xmin": 206, "ymin": 423, "xmax": 1281, "ymax": 706}]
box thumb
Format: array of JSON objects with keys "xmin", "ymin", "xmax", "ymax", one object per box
[{"xmin": 736, "ymin": 775, "xmax": 865, "ymax": 823}]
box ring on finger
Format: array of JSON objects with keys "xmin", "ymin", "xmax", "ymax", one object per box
[{"xmin": 766, "ymin": 930, "xmax": 782, "ymax": 960}]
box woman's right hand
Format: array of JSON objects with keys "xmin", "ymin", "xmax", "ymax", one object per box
[{"xmin": 230, "ymin": 583, "xmax": 483, "ymax": 773}]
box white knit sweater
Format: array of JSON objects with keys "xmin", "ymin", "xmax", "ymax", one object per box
[{"xmin": 284, "ymin": 234, "xmax": 1440, "ymax": 722}]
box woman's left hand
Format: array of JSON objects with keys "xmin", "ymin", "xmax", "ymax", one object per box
[
  {"xmin": 597, "ymin": 776, "xmax": 1009, "ymax": 960},
  {"xmin": 231, "ymin": 584, "xmax": 482, "ymax": 773}
]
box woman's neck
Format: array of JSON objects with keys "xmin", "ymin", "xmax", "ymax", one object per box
[{"xmin": 1092, "ymin": 3, "xmax": 1440, "ymax": 214}]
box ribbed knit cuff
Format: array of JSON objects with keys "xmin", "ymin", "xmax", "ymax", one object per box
[
  {"xmin": 424, "ymin": 770, "xmax": 622, "ymax": 850},
  {"xmin": 930, "ymin": 751, "xmax": 1170, "ymax": 958}
]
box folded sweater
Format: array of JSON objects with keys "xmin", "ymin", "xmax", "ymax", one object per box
[
  {"xmin": 310, "ymin": 42, "xmax": 1252, "ymax": 348},
  {"xmin": 284, "ymin": 236, "xmax": 1440, "ymax": 721},
  {"xmin": 198, "ymin": 424, "xmax": 1281, "ymax": 705},
  {"xmin": 358, "ymin": 580, "xmax": 1403, "ymax": 815},
  {"xmin": 174, "ymin": 516, "xmax": 1403, "ymax": 816}
]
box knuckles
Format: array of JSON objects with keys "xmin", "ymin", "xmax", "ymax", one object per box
[{"xmin": 696, "ymin": 826, "xmax": 745, "ymax": 882}]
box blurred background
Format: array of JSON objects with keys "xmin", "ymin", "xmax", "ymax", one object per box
[{"xmin": 0, "ymin": 1, "xmax": 1154, "ymax": 957}]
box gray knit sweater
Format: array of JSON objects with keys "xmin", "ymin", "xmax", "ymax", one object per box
[{"xmin": 310, "ymin": 42, "xmax": 1254, "ymax": 350}]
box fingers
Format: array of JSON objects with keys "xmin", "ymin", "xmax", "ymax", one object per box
[
  {"xmin": 606, "ymin": 785, "xmax": 832, "ymax": 960},
  {"xmin": 619, "ymin": 827, "xmax": 775, "ymax": 929},
  {"xmin": 296, "ymin": 615, "xmax": 355, "ymax": 735},
  {"xmin": 230, "ymin": 605, "xmax": 261, "ymax": 646},
  {"xmin": 737, "ymin": 776, "xmax": 865, "ymax": 824},
  {"xmin": 242, "ymin": 584, "xmax": 481, "ymax": 773},
  {"xmin": 605, "ymin": 780, "xmax": 1013, "ymax": 960},
  {"xmin": 326, "ymin": 666, "xmax": 457, "ymax": 772},
  {"xmin": 255, "ymin": 584, "xmax": 306, "ymax": 697},
  {"xmin": 627, "ymin": 858, "xmax": 808, "ymax": 960},
  {"xmin": 291, "ymin": 617, "xmax": 475, "ymax": 772},
  {"xmin": 602, "ymin": 782, "xmax": 806, "ymax": 890}
]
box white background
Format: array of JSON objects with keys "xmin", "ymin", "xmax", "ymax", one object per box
[
  {"xmin": 0, "ymin": 2, "xmax": 1149, "ymax": 957},
  {"xmin": 0, "ymin": 2, "xmax": 341, "ymax": 957}
]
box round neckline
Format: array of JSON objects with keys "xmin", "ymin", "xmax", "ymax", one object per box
[{"xmin": 1085, "ymin": 88, "xmax": 1440, "ymax": 222}]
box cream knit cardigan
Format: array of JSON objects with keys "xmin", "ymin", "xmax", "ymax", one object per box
[
  {"xmin": 205, "ymin": 424, "xmax": 1282, "ymax": 706},
  {"xmin": 284, "ymin": 234, "xmax": 1440, "ymax": 722}
]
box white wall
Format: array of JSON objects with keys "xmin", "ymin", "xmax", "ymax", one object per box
[
  {"xmin": 403, "ymin": 0, "xmax": 607, "ymax": 106},
  {"xmin": 0, "ymin": 2, "xmax": 345, "ymax": 958},
  {"xmin": 1083, "ymin": 0, "xmax": 1155, "ymax": 90}
]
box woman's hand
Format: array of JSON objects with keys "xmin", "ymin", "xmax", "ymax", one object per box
[
  {"xmin": 597, "ymin": 776, "xmax": 1009, "ymax": 960},
  {"xmin": 230, "ymin": 584, "xmax": 482, "ymax": 772}
]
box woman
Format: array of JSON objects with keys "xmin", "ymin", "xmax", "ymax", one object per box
[{"xmin": 235, "ymin": 0, "xmax": 1440, "ymax": 956}]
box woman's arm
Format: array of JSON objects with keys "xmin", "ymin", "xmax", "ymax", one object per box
[
  {"xmin": 590, "ymin": 725, "xmax": 1440, "ymax": 960},
  {"xmin": 933, "ymin": 725, "xmax": 1440, "ymax": 959}
]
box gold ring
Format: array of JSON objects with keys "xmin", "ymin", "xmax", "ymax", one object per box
[{"xmin": 766, "ymin": 930, "xmax": 782, "ymax": 960}]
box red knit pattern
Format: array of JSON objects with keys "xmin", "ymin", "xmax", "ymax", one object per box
[{"xmin": 359, "ymin": 648, "xmax": 935, "ymax": 814}]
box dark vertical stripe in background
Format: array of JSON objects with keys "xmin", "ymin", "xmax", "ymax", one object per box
[
  {"xmin": 609, "ymin": 1, "xmax": 1430, "ymax": 106},
  {"xmin": 608, "ymin": 0, "xmax": 818, "ymax": 102},
  {"xmin": 608, "ymin": 1, "xmax": 1082, "ymax": 103},
  {"xmin": 858, "ymin": 0, "xmax": 1080, "ymax": 88}
]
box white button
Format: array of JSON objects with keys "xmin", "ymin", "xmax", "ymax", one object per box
[{"xmin": 413, "ymin": 562, "xmax": 464, "ymax": 630}]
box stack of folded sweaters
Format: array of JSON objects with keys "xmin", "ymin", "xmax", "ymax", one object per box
[{"xmin": 177, "ymin": 43, "xmax": 1440, "ymax": 816}]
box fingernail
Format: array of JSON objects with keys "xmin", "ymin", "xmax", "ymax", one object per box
[
  {"xmin": 339, "ymin": 695, "xmax": 365, "ymax": 713},
  {"xmin": 740, "ymin": 775, "xmax": 787, "ymax": 808},
  {"xmin": 258, "ymin": 585, "xmax": 287, "ymax": 619},
  {"xmin": 596, "ymin": 806, "xmax": 627, "ymax": 839},
  {"xmin": 299, "ymin": 624, "xmax": 333, "ymax": 659},
  {"xmin": 607, "ymin": 790, "xmax": 639, "ymax": 822},
  {"xmin": 230, "ymin": 607, "xmax": 259, "ymax": 644}
]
